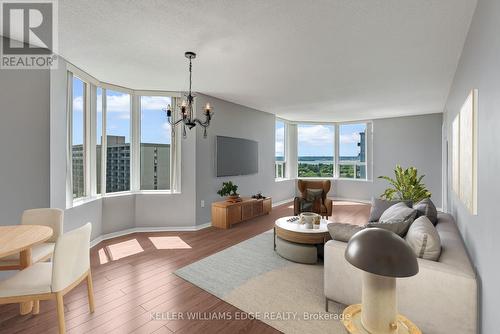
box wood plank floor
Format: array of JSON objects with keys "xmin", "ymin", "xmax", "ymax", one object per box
[{"xmin": 0, "ymin": 200, "xmax": 369, "ymax": 334}]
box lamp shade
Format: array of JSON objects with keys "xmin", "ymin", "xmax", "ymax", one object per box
[{"xmin": 345, "ymin": 228, "xmax": 418, "ymax": 278}]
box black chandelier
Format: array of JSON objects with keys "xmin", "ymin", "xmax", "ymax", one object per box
[{"xmin": 165, "ymin": 51, "xmax": 213, "ymax": 138}]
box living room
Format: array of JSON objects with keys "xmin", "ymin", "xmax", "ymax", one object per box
[{"xmin": 0, "ymin": 0, "xmax": 497, "ymax": 333}]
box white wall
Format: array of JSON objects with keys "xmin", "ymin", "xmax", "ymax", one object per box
[
  {"xmin": 195, "ymin": 94, "xmax": 296, "ymax": 225},
  {"xmin": 0, "ymin": 67, "xmax": 50, "ymax": 225},
  {"xmin": 443, "ymin": 1, "xmax": 499, "ymax": 332},
  {"xmin": 332, "ymin": 114, "xmax": 443, "ymax": 207}
]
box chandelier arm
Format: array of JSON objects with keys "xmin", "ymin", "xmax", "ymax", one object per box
[{"xmin": 193, "ymin": 118, "xmax": 210, "ymax": 128}]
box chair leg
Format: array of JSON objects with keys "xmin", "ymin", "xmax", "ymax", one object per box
[
  {"xmin": 56, "ymin": 292, "xmax": 65, "ymax": 334},
  {"xmin": 32, "ymin": 300, "xmax": 40, "ymax": 315},
  {"xmin": 86, "ymin": 271, "xmax": 95, "ymax": 313}
]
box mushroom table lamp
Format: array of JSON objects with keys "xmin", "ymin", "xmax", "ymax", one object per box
[{"xmin": 342, "ymin": 228, "xmax": 420, "ymax": 334}]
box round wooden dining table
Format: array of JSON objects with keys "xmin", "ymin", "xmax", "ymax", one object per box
[{"xmin": 0, "ymin": 225, "xmax": 53, "ymax": 315}]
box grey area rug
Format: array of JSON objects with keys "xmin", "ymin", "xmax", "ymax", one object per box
[{"xmin": 175, "ymin": 230, "xmax": 347, "ymax": 334}]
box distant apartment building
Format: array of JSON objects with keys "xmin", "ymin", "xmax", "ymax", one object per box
[{"xmin": 73, "ymin": 135, "xmax": 170, "ymax": 196}]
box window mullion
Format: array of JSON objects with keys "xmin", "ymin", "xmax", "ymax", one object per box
[
  {"xmin": 334, "ymin": 123, "xmax": 340, "ymax": 178},
  {"xmin": 101, "ymin": 88, "xmax": 107, "ymax": 195},
  {"xmin": 89, "ymin": 84, "xmax": 97, "ymax": 196},
  {"xmin": 131, "ymin": 94, "xmax": 141, "ymax": 192}
]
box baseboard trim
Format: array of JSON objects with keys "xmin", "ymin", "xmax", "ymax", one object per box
[
  {"xmin": 331, "ymin": 197, "xmax": 371, "ymax": 204},
  {"xmin": 272, "ymin": 198, "xmax": 294, "ymax": 207},
  {"xmin": 90, "ymin": 222, "xmax": 212, "ymax": 248}
]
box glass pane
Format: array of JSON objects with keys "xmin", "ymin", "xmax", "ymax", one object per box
[
  {"xmin": 339, "ymin": 123, "xmax": 366, "ymax": 163},
  {"xmin": 357, "ymin": 165, "xmax": 366, "ymax": 179},
  {"xmin": 297, "ymin": 124, "xmax": 334, "ymax": 177},
  {"xmin": 106, "ymin": 90, "xmax": 130, "ymax": 193},
  {"xmin": 96, "ymin": 87, "xmax": 103, "ymax": 194},
  {"xmin": 275, "ymin": 120, "xmax": 285, "ymax": 161},
  {"xmin": 140, "ymin": 96, "xmax": 171, "ymax": 190},
  {"xmin": 339, "ymin": 164, "xmax": 355, "ymax": 178},
  {"xmin": 72, "ymin": 77, "xmax": 85, "ymax": 199}
]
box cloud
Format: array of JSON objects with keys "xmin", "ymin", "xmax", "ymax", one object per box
[
  {"xmin": 107, "ymin": 94, "xmax": 130, "ymax": 116},
  {"xmin": 298, "ymin": 124, "xmax": 334, "ymax": 146},
  {"xmin": 141, "ymin": 96, "xmax": 171, "ymax": 111},
  {"xmin": 340, "ymin": 132, "xmax": 361, "ymax": 145},
  {"xmin": 73, "ymin": 96, "xmax": 83, "ymax": 112}
]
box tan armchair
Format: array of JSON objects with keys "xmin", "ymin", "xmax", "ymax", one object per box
[{"xmin": 294, "ymin": 180, "xmax": 333, "ymax": 219}]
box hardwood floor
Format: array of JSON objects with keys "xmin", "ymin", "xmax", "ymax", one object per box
[{"xmin": 0, "ymin": 201, "xmax": 369, "ymax": 334}]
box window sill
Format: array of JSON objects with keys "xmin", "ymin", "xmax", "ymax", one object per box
[
  {"xmin": 296, "ymin": 177, "xmax": 372, "ymax": 183},
  {"xmin": 71, "ymin": 190, "xmax": 182, "ymax": 207},
  {"xmin": 274, "ymin": 178, "xmax": 292, "ymax": 182}
]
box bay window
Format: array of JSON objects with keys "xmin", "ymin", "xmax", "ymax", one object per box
[{"xmin": 67, "ymin": 67, "xmax": 179, "ymax": 205}]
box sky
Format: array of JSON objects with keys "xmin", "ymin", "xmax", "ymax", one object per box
[
  {"xmin": 72, "ymin": 77, "xmax": 172, "ymax": 146},
  {"xmin": 276, "ymin": 122, "xmax": 366, "ymax": 157}
]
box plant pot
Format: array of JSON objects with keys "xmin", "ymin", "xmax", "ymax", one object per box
[{"xmin": 226, "ymin": 195, "xmax": 241, "ymax": 202}]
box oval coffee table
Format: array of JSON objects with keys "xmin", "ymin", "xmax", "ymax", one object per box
[{"xmin": 274, "ymin": 216, "xmax": 331, "ymax": 264}]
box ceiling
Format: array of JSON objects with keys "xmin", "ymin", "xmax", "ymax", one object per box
[{"xmin": 58, "ymin": 0, "xmax": 477, "ymax": 122}]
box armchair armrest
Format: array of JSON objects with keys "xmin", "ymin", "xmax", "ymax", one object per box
[
  {"xmin": 324, "ymin": 198, "xmax": 333, "ymax": 216},
  {"xmin": 293, "ymin": 197, "xmax": 301, "ymax": 216}
]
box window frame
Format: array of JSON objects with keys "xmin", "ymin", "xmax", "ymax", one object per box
[
  {"xmin": 295, "ymin": 121, "xmax": 372, "ymax": 181},
  {"xmin": 297, "ymin": 122, "xmax": 336, "ymax": 179},
  {"xmin": 69, "ymin": 74, "xmax": 89, "ymax": 200},
  {"xmin": 337, "ymin": 122, "xmax": 369, "ymax": 180},
  {"xmin": 275, "ymin": 118, "xmax": 287, "ymax": 180},
  {"xmin": 67, "ymin": 65, "xmax": 182, "ymax": 207},
  {"xmin": 138, "ymin": 95, "xmax": 174, "ymax": 191}
]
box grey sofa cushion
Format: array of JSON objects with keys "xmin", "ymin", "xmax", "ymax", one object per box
[
  {"xmin": 405, "ymin": 216, "xmax": 441, "ymax": 261},
  {"xmin": 368, "ymin": 198, "xmax": 413, "ymax": 222},
  {"xmin": 327, "ymin": 223, "xmax": 364, "ymax": 242},
  {"xmin": 367, "ymin": 202, "xmax": 417, "ymax": 236},
  {"xmin": 413, "ymin": 198, "xmax": 438, "ymax": 225}
]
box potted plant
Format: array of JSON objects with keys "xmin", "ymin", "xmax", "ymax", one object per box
[
  {"xmin": 378, "ymin": 165, "xmax": 431, "ymax": 202},
  {"xmin": 217, "ymin": 181, "xmax": 240, "ymax": 202}
]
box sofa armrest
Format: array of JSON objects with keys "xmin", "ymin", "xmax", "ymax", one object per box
[{"xmin": 324, "ymin": 240, "xmax": 478, "ymax": 334}]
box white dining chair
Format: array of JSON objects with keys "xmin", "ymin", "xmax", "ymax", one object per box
[
  {"xmin": 0, "ymin": 208, "xmax": 64, "ymax": 270},
  {"xmin": 0, "ymin": 223, "xmax": 94, "ymax": 334}
]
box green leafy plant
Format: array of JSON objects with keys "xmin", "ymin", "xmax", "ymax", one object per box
[
  {"xmin": 217, "ymin": 181, "xmax": 239, "ymax": 197},
  {"xmin": 379, "ymin": 165, "xmax": 431, "ymax": 202}
]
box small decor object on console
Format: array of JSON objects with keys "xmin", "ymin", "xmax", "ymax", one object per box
[
  {"xmin": 252, "ymin": 192, "xmax": 266, "ymax": 199},
  {"xmin": 379, "ymin": 165, "xmax": 431, "ymax": 203},
  {"xmin": 165, "ymin": 51, "xmax": 214, "ymax": 139},
  {"xmin": 217, "ymin": 181, "xmax": 240, "ymax": 202}
]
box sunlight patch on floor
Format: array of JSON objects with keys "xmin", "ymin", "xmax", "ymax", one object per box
[
  {"xmin": 105, "ymin": 239, "xmax": 144, "ymax": 261},
  {"xmin": 149, "ymin": 236, "xmax": 192, "ymax": 250}
]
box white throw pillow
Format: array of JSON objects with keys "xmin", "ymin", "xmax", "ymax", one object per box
[{"xmin": 405, "ymin": 216, "xmax": 441, "ymax": 261}]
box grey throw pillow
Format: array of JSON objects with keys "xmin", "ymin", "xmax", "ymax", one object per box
[
  {"xmin": 306, "ymin": 188, "xmax": 323, "ymax": 202},
  {"xmin": 413, "ymin": 198, "xmax": 438, "ymax": 225},
  {"xmin": 367, "ymin": 202, "xmax": 417, "ymax": 236},
  {"xmin": 368, "ymin": 198, "xmax": 413, "ymax": 222},
  {"xmin": 405, "ymin": 216, "xmax": 441, "ymax": 261},
  {"xmin": 327, "ymin": 223, "xmax": 364, "ymax": 242}
]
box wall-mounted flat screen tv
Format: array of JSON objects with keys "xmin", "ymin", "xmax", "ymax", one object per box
[{"xmin": 216, "ymin": 136, "xmax": 258, "ymax": 177}]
